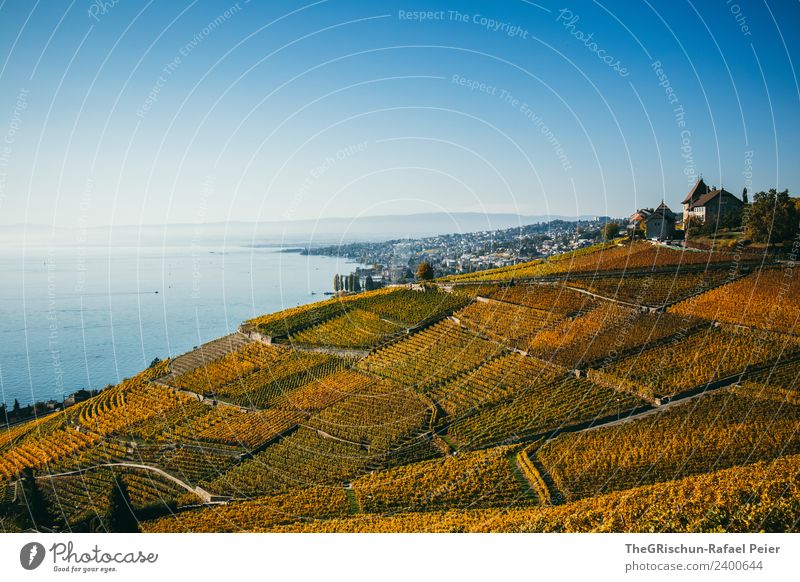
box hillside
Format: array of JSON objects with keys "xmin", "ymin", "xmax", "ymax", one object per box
[{"xmin": 2, "ymin": 239, "xmax": 798, "ymax": 533}]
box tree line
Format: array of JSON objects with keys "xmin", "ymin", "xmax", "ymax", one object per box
[
  {"xmin": 744, "ymin": 189, "xmax": 800, "ymax": 244},
  {"xmin": 333, "ymin": 262, "xmax": 435, "ymax": 293},
  {"xmin": 333, "ymin": 273, "xmax": 367, "ymax": 292}
]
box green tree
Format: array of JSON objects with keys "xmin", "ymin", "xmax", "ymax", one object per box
[
  {"xmin": 685, "ymin": 216, "xmax": 706, "ymax": 238},
  {"xmin": 745, "ymin": 189, "xmax": 798, "ymax": 244},
  {"xmin": 716, "ymin": 210, "xmax": 742, "ymax": 230},
  {"xmin": 19, "ymin": 467, "xmax": 56, "ymax": 531},
  {"xmin": 333, "ymin": 274, "xmax": 341, "ymax": 292},
  {"xmin": 601, "ymin": 222, "xmax": 620, "ymax": 240},
  {"xmin": 416, "ymin": 261, "xmax": 434, "ymax": 281},
  {"xmin": 365, "ymin": 275, "xmax": 374, "ymax": 291},
  {"xmin": 105, "ymin": 477, "xmax": 139, "ymax": 533},
  {"xmin": 719, "ymin": 210, "xmax": 742, "ymax": 228}
]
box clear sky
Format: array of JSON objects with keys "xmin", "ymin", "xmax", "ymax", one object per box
[{"xmin": 0, "ymin": 0, "xmax": 798, "ymax": 228}]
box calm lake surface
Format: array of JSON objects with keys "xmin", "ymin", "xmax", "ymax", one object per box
[{"xmin": 0, "ymin": 245, "xmax": 360, "ymax": 406}]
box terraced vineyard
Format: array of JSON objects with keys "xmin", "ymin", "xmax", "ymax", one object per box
[
  {"xmin": 41, "ymin": 466, "xmax": 193, "ymax": 527},
  {"xmin": 45, "ymin": 440, "xmax": 129, "ymax": 474},
  {"xmin": 142, "ymin": 486, "xmax": 352, "ymax": 532},
  {"xmin": 737, "ymin": 359, "xmax": 800, "ymax": 404},
  {"xmin": 353, "ymin": 445, "xmax": 536, "ymax": 512},
  {"xmin": 447, "ymin": 240, "xmax": 744, "ymax": 282},
  {"xmin": 125, "ymin": 402, "xmax": 236, "ymax": 443},
  {"xmin": 72, "ymin": 377, "xmax": 194, "ymax": 436},
  {"xmin": 0, "ymin": 426, "xmax": 100, "ymax": 480},
  {"xmin": 443, "ymin": 239, "xmax": 619, "ymax": 282},
  {"xmin": 566, "ymin": 270, "xmax": 736, "ymax": 307},
  {"xmin": 0, "ymin": 413, "xmax": 57, "ymax": 449},
  {"xmin": 166, "ymin": 342, "xmax": 289, "ymax": 394},
  {"xmin": 215, "ymin": 353, "xmax": 348, "ymax": 409},
  {"xmin": 182, "ymin": 408, "xmax": 304, "ymax": 449},
  {"xmin": 446, "ymin": 374, "xmax": 646, "ymax": 449},
  {"xmin": 486, "ymin": 284, "xmax": 599, "ymax": 314},
  {"xmin": 429, "ymin": 353, "xmax": 562, "ymax": 417},
  {"xmin": 0, "ymin": 365, "xmax": 190, "ymax": 480},
  {"xmin": 357, "ymin": 319, "xmax": 505, "ymax": 390},
  {"xmin": 246, "ymin": 287, "xmax": 469, "ymax": 338},
  {"xmin": 2, "ymin": 239, "xmax": 798, "ymax": 533},
  {"xmin": 276, "ymin": 369, "xmax": 376, "ymax": 412},
  {"xmin": 290, "ymin": 309, "xmax": 405, "ymax": 348},
  {"xmin": 207, "ymin": 377, "xmax": 436, "ymax": 497},
  {"xmin": 261, "ymin": 454, "xmax": 800, "ymax": 532},
  {"xmin": 670, "ymin": 267, "xmax": 800, "ymax": 334},
  {"xmin": 286, "ymin": 288, "xmax": 471, "ymax": 349},
  {"xmin": 305, "ymin": 379, "xmax": 432, "ymax": 452},
  {"xmin": 356, "ymin": 288, "xmax": 471, "ymax": 325},
  {"xmin": 455, "ymin": 300, "xmax": 562, "ymax": 348},
  {"xmin": 536, "ymin": 386, "xmax": 800, "ymax": 502},
  {"xmin": 131, "ymin": 445, "xmax": 238, "ymax": 485},
  {"xmin": 596, "ymin": 325, "xmax": 800, "ymax": 400},
  {"xmin": 207, "ymin": 425, "xmax": 377, "ymax": 497},
  {"xmin": 168, "ymin": 333, "xmax": 252, "ymax": 377},
  {"xmin": 166, "ymin": 341, "xmax": 350, "ymax": 409},
  {"xmin": 525, "ymin": 303, "xmax": 703, "ymax": 368},
  {"xmin": 245, "ymin": 293, "xmax": 364, "ymax": 337}
]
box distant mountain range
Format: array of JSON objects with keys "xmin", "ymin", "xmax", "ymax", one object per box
[{"xmin": 1, "ymin": 212, "xmax": 607, "ymax": 246}]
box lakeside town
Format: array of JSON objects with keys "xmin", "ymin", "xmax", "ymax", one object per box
[
  {"xmin": 310, "ymin": 179, "xmax": 797, "ymax": 290},
  {"xmin": 302, "ymin": 217, "xmax": 614, "ymax": 287}
]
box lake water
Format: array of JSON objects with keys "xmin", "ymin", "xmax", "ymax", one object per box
[{"xmin": 0, "ymin": 245, "xmax": 360, "ymax": 406}]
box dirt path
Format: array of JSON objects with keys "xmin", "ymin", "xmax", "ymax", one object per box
[
  {"xmin": 38, "ymin": 462, "xmax": 218, "ymax": 504},
  {"xmin": 461, "ymin": 354, "xmax": 800, "ymax": 454},
  {"xmin": 559, "ymin": 284, "xmax": 651, "ymax": 310}
]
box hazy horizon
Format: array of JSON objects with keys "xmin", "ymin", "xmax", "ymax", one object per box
[
  {"xmin": 1, "ymin": 209, "xmax": 609, "ymax": 228},
  {"xmin": 1, "ymin": 210, "xmax": 609, "ymax": 247}
]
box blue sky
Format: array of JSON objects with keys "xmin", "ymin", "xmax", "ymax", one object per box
[{"xmin": 0, "ymin": 0, "xmax": 798, "ymax": 227}]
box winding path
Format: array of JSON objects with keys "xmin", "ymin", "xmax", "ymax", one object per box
[{"xmin": 37, "ymin": 462, "xmax": 218, "ymax": 504}]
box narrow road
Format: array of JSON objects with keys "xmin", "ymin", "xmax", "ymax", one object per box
[
  {"xmin": 506, "ymin": 373, "xmax": 762, "ymax": 508},
  {"xmin": 460, "ymin": 356, "xmax": 799, "ymax": 454},
  {"xmin": 37, "ymin": 462, "xmax": 217, "ymax": 504},
  {"xmin": 310, "ymin": 428, "xmax": 367, "ymax": 449},
  {"xmin": 559, "ymin": 284, "xmax": 653, "ymax": 310}
]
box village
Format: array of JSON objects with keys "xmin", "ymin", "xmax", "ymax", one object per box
[{"xmin": 325, "ymin": 177, "xmax": 775, "ymax": 291}]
